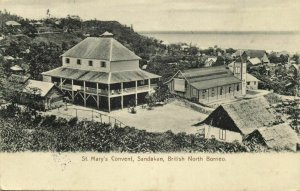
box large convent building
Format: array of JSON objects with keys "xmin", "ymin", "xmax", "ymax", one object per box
[{"xmin": 42, "ymin": 32, "xmax": 160, "ymax": 112}]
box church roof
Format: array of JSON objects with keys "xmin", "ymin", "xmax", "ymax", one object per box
[
  {"xmin": 61, "ymin": 37, "xmax": 141, "ymax": 61},
  {"xmin": 177, "ymin": 66, "xmax": 242, "ymax": 90}
]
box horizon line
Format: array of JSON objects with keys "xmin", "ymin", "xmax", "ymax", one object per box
[{"xmin": 138, "ymin": 30, "xmax": 300, "ymax": 34}]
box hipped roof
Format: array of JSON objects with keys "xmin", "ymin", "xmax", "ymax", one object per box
[
  {"xmin": 42, "ymin": 67, "xmax": 160, "ymax": 84},
  {"xmin": 61, "ymin": 37, "xmax": 141, "ymax": 61}
]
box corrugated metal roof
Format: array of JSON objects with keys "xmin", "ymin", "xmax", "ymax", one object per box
[
  {"xmin": 62, "ymin": 37, "xmax": 141, "ymax": 61},
  {"xmin": 181, "ymin": 66, "xmax": 228, "ymax": 79},
  {"xmin": 179, "ymin": 66, "xmax": 241, "ymax": 90},
  {"xmin": 110, "ymin": 70, "xmax": 160, "ymax": 84},
  {"xmin": 191, "ymin": 76, "xmax": 241, "ymax": 90},
  {"xmin": 42, "ymin": 67, "xmax": 110, "ymax": 84},
  {"xmin": 42, "ymin": 67, "xmax": 160, "ymax": 84}
]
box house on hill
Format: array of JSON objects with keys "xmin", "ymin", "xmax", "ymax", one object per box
[
  {"xmin": 21, "ymin": 80, "xmax": 64, "ymax": 110},
  {"xmin": 233, "ymin": 49, "xmax": 270, "ymax": 64},
  {"xmin": 42, "ymin": 32, "xmax": 160, "ymax": 112},
  {"xmin": 196, "ymin": 97, "xmax": 281, "ymax": 142},
  {"xmin": 8, "ymin": 74, "xmax": 29, "ymax": 84},
  {"xmin": 10, "ymin": 65, "xmax": 24, "ymax": 74},
  {"xmin": 204, "ymin": 57, "xmax": 217, "ymax": 67},
  {"xmin": 5, "ymin": 21, "xmax": 21, "ymax": 27},
  {"xmin": 247, "ymin": 57, "xmax": 261, "ymax": 67},
  {"xmin": 246, "ymin": 73, "xmax": 260, "ymax": 90},
  {"xmin": 245, "ymin": 123, "xmax": 299, "ymax": 151}
]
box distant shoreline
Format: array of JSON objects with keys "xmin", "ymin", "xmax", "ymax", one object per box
[{"xmin": 139, "ymin": 31, "xmax": 300, "ymax": 35}]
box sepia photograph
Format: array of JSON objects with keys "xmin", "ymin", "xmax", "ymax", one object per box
[{"xmin": 0, "ymin": 0, "xmax": 299, "ymax": 190}]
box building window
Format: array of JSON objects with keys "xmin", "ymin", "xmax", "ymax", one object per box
[
  {"xmin": 211, "ymin": 88, "xmax": 215, "ymax": 97},
  {"xmin": 229, "ymin": 87, "xmax": 232, "ymax": 93},
  {"xmin": 192, "ymin": 88, "xmax": 197, "ymax": 96},
  {"xmin": 254, "ymin": 81, "xmax": 256, "ymax": 85},
  {"xmin": 89, "ymin": 60, "xmax": 93, "ymax": 66},
  {"xmin": 101, "ymin": 61, "xmax": 106, "ymax": 68},
  {"xmin": 237, "ymin": 84, "xmax": 240, "ymax": 91},
  {"xmin": 235, "ymin": 67, "xmax": 240, "ymax": 74},
  {"xmin": 220, "ymin": 88, "xmax": 223, "ymax": 95},
  {"xmin": 65, "ymin": 58, "xmax": 70, "ymax": 64},
  {"xmin": 219, "ymin": 129, "xmax": 226, "ymax": 140},
  {"xmin": 247, "ymin": 82, "xmax": 250, "ymax": 85},
  {"xmin": 77, "ymin": 59, "xmax": 81, "ymax": 65}
]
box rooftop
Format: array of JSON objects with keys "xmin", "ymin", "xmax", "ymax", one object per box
[
  {"xmin": 246, "ymin": 73, "xmax": 260, "ymax": 82},
  {"xmin": 179, "ymin": 66, "xmax": 241, "ymax": 90},
  {"xmin": 42, "ymin": 67, "xmax": 160, "ymax": 84},
  {"xmin": 252, "ymin": 123, "xmax": 299, "ymax": 151},
  {"xmin": 5, "ymin": 21, "xmax": 21, "ymax": 26},
  {"xmin": 23, "ymin": 80, "xmax": 55, "ymax": 97},
  {"xmin": 222, "ymin": 97, "xmax": 278, "ymax": 134},
  {"xmin": 248, "ymin": 57, "xmax": 261, "ymax": 65},
  {"xmin": 61, "ymin": 37, "xmax": 141, "ymax": 61}
]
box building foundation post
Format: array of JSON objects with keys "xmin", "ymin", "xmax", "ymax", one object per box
[
  {"xmin": 71, "ymin": 79, "xmax": 74, "ymax": 102},
  {"xmin": 121, "ymin": 82, "xmax": 124, "ymax": 109},
  {"xmin": 83, "ymin": 81, "xmax": 86, "ymax": 107},
  {"xmin": 96, "ymin": 83, "xmax": 99, "ymax": 109},
  {"xmin": 135, "ymin": 81, "xmax": 138, "ymax": 106}
]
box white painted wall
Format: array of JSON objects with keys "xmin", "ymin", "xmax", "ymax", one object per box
[
  {"xmin": 202, "ymin": 125, "xmax": 243, "ymax": 142},
  {"xmin": 62, "ymin": 57, "xmax": 110, "ymax": 72},
  {"xmin": 110, "ymin": 60, "xmax": 139, "ymax": 72}
]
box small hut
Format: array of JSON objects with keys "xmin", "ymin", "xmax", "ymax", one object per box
[
  {"xmin": 245, "ymin": 123, "xmax": 299, "ymax": 151},
  {"xmin": 196, "ymin": 97, "xmax": 280, "ymax": 142},
  {"xmin": 22, "ymin": 80, "xmax": 64, "ymax": 110}
]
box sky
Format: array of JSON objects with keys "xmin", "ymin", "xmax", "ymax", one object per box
[{"xmin": 0, "ymin": 0, "xmax": 300, "ymax": 32}]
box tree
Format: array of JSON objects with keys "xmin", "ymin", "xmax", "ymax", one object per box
[
  {"xmin": 153, "ymin": 81, "xmax": 171, "ymax": 102},
  {"xmin": 287, "ymin": 99, "xmax": 300, "ymax": 133},
  {"xmin": 212, "ymin": 56, "xmax": 225, "ymax": 66},
  {"xmin": 26, "ymin": 42, "xmax": 62, "ymax": 80}
]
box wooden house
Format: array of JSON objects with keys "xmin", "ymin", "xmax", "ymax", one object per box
[
  {"xmin": 42, "ymin": 32, "xmax": 160, "ymax": 112},
  {"xmin": 233, "ymin": 49, "xmax": 270, "ymax": 64},
  {"xmin": 22, "ymin": 80, "xmax": 64, "ymax": 110},
  {"xmin": 246, "ymin": 73, "xmax": 260, "ymax": 90},
  {"xmin": 195, "ymin": 97, "xmax": 280, "ymax": 142},
  {"xmin": 166, "ymin": 62, "xmax": 247, "ymax": 105},
  {"xmin": 245, "ymin": 123, "xmax": 299, "ymax": 151}
]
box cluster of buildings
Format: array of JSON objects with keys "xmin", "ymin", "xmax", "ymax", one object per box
[
  {"xmin": 196, "ymin": 97, "xmax": 299, "ymax": 151},
  {"xmin": 165, "ymin": 50, "xmax": 262, "ymax": 105},
  {"xmin": 1, "ymin": 27, "xmax": 298, "ymax": 151}
]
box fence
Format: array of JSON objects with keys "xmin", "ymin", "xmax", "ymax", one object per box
[{"xmin": 56, "ymin": 107, "xmax": 127, "ymax": 127}]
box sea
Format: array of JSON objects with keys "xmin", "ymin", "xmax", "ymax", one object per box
[{"xmin": 139, "ymin": 31, "xmax": 300, "ymax": 53}]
